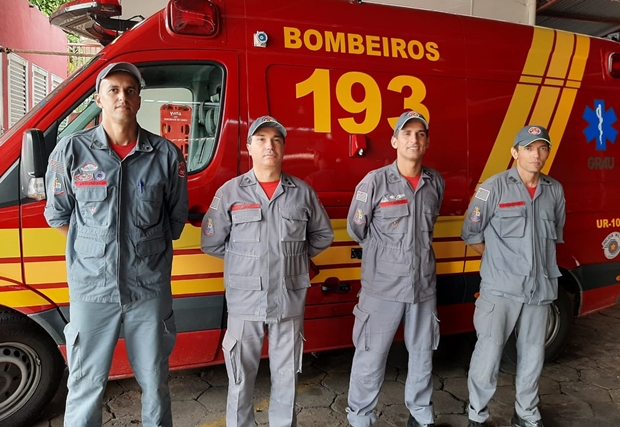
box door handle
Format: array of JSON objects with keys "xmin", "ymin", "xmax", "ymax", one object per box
[{"xmin": 321, "ymin": 277, "xmax": 351, "ymax": 293}]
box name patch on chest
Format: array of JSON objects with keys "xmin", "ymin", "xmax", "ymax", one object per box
[
  {"xmin": 75, "ymin": 180, "xmax": 107, "ymax": 187},
  {"xmin": 380, "ymin": 200, "xmax": 408, "ymax": 208},
  {"xmin": 380, "ymin": 194, "xmax": 407, "ymax": 208},
  {"xmin": 499, "ymin": 201, "xmax": 525, "ymax": 209},
  {"xmin": 232, "ymin": 203, "xmax": 261, "ymax": 211}
]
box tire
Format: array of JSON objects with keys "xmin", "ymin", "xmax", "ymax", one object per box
[
  {"xmin": 0, "ymin": 312, "xmax": 65, "ymax": 427},
  {"xmin": 502, "ymin": 286, "xmax": 573, "ymax": 365}
]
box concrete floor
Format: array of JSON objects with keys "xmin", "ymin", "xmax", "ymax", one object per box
[{"xmin": 34, "ymin": 304, "xmax": 620, "ymax": 427}]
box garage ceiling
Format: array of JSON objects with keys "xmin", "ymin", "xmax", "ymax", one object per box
[{"xmin": 537, "ymin": 0, "xmax": 620, "ymax": 38}]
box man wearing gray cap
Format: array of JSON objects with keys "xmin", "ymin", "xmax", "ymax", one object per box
[
  {"xmin": 461, "ymin": 125, "xmax": 565, "ymax": 427},
  {"xmin": 200, "ymin": 116, "xmax": 334, "ymax": 427},
  {"xmin": 346, "ymin": 110, "xmax": 445, "ymax": 427},
  {"xmin": 44, "ymin": 62, "xmax": 188, "ymax": 426}
]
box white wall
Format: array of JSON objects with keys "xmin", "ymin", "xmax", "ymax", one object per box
[
  {"xmin": 119, "ymin": 0, "xmax": 166, "ymax": 20},
  {"xmin": 366, "ymin": 0, "xmax": 536, "ymax": 24},
  {"xmin": 118, "ymin": 0, "xmax": 536, "ymax": 25}
]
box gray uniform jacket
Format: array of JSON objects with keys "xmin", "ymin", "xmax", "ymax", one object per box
[
  {"xmin": 347, "ymin": 161, "xmax": 445, "ymax": 304},
  {"xmin": 461, "ymin": 167, "xmax": 566, "ymax": 305},
  {"xmin": 44, "ymin": 125, "xmax": 188, "ymax": 304},
  {"xmin": 201, "ymin": 170, "xmax": 334, "ymax": 322}
]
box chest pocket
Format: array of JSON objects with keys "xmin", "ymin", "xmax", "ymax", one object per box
[
  {"xmin": 231, "ymin": 208, "xmax": 262, "ymax": 243},
  {"xmin": 539, "ymin": 210, "xmax": 557, "ymax": 240},
  {"xmin": 135, "ymin": 185, "xmax": 164, "ymax": 229},
  {"xmin": 420, "ymin": 200, "xmax": 439, "ymax": 249},
  {"xmin": 75, "ymin": 186, "xmax": 110, "ymax": 227},
  {"xmin": 498, "ymin": 208, "xmax": 526, "ymax": 238},
  {"xmin": 280, "ymin": 208, "xmax": 309, "ymax": 242},
  {"xmin": 421, "ymin": 196, "xmax": 439, "ymax": 232},
  {"xmin": 379, "ymin": 203, "xmax": 409, "ymax": 234}
]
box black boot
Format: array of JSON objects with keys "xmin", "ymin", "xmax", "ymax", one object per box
[
  {"xmin": 407, "ymin": 413, "xmax": 434, "ymax": 427},
  {"xmin": 511, "ymin": 412, "xmax": 544, "ymax": 427}
]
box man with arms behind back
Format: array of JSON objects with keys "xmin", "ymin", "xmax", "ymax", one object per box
[{"xmin": 44, "ymin": 62, "xmax": 188, "ymax": 426}]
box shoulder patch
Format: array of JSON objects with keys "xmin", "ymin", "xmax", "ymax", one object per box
[
  {"xmin": 475, "ymin": 187, "xmax": 490, "ymax": 202},
  {"xmin": 469, "ymin": 206, "xmax": 482, "ymax": 223},
  {"xmin": 356, "ymin": 191, "xmax": 368, "ymax": 203},
  {"xmin": 210, "ymin": 196, "xmax": 221, "ymax": 211},
  {"xmin": 50, "ymin": 159, "xmax": 65, "ymax": 176},
  {"xmin": 52, "ymin": 177, "xmax": 65, "ymax": 196},
  {"xmin": 203, "ymin": 218, "xmax": 215, "ymax": 236},
  {"xmin": 353, "ymin": 209, "xmax": 366, "ymax": 225}
]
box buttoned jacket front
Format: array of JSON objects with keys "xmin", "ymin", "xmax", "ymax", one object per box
[
  {"xmin": 461, "ymin": 167, "xmax": 566, "ymax": 304},
  {"xmin": 44, "ymin": 125, "xmax": 188, "ymax": 304},
  {"xmin": 200, "ymin": 170, "xmax": 334, "ymax": 322},
  {"xmin": 347, "ymin": 161, "xmax": 445, "ymax": 304}
]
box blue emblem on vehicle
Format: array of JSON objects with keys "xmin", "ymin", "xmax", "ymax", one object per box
[{"xmin": 583, "ymin": 100, "xmax": 617, "ymax": 151}]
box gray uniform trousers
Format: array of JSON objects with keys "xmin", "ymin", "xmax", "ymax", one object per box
[
  {"xmin": 223, "ymin": 315, "xmax": 304, "ymax": 427},
  {"xmin": 63, "ymin": 298, "xmax": 176, "ymax": 427},
  {"xmin": 468, "ymin": 292, "xmax": 548, "ymax": 423},
  {"xmin": 347, "ymin": 293, "xmax": 439, "ymax": 427}
]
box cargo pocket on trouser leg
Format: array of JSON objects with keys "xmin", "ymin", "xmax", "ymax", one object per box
[
  {"xmin": 162, "ymin": 311, "xmax": 177, "ymax": 360},
  {"xmin": 432, "ymin": 311, "xmax": 441, "ymax": 351},
  {"xmin": 295, "ymin": 331, "xmax": 306, "ymax": 374},
  {"xmin": 352, "ymin": 305, "xmax": 371, "ymax": 351},
  {"xmin": 64, "ymin": 323, "xmax": 82, "ymax": 379},
  {"xmin": 473, "ymin": 296, "xmax": 495, "ymax": 338},
  {"xmin": 222, "ymin": 333, "xmax": 241, "ymax": 385}
]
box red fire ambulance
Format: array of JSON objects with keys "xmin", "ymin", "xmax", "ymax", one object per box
[{"xmin": 1, "ymin": 0, "xmax": 619, "ymax": 425}]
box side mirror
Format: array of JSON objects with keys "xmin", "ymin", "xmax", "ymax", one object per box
[{"xmin": 20, "ymin": 129, "xmax": 47, "ymax": 201}]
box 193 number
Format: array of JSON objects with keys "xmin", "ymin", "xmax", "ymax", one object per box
[{"xmin": 296, "ymin": 68, "xmax": 429, "ymax": 134}]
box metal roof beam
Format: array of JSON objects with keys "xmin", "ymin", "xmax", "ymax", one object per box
[
  {"xmin": 537, "ymin": 0, "xmax": 560, "ymax": 12},
  {"xmin": 537, "ymin": 10, "xmax": 620, "ymax": 25}
]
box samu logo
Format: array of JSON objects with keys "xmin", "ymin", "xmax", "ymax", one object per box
[
  {"xmin": 583, "ymin": 100, "xmax": 617, "ymax": 151},
  {"xmin": 583, "ymin": 100, "xmax": 616, "ymax": 170}
]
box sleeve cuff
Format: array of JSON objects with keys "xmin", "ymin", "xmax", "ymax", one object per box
[
  {"xmin": 462, "ymin": 234, "xmax": 484, "ymax": 245},
  {"xmin": 170, "ymin": 221, "xmax": 186, "ymax": 240}
]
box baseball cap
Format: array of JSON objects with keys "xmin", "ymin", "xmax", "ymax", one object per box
[
  {"xmin": 514, "ymin": 125, "xmax": 552, "ymax": 147},
  {"xmin": 247, "ymin": 116, "xmax": 287, "ymax": 140},
  {"xmin": 393, "ymin": 110, "xmax": 429, "ymax": 136},
  {"xmin": 96, "ymin": 62, "xmax": 142, "ymax": 93}
]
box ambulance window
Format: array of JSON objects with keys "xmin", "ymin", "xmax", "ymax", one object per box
[
  {"xmin": 54, "ymin": 63, "xmax": 224, "ymax": 174},
  {"xmin": 138, "ymin": 64, "xmax": 224, "ymax": 173},
  {"xmin": 137, "ymin": 87, "xmax": 193, "ymax": 158},
  {"xmin": 0, "ymin": 161, "xmax": 19, "ymax": 208},
  {"xmin": 58, "ymin": 94, "xmax": 100, "ymax": 139}
]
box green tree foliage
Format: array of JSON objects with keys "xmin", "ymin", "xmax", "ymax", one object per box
[
  {"xmin": 29, "ymin": 0, "xmax": 78, "ymax": 41},
  {"xmin": 29, "ymin": 0, "xmax": 66, "ymax": 17},
  {"xmin": 29, "ymin": 0, "xmax": 92, "ymax": 73}
]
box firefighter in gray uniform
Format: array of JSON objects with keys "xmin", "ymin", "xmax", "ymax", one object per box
[
  {"xmin": 44, "ymin": 62, "xmax": 188, "ymax": 427},
  {"xmin": 200, "ymin": 116, "xmax": 334, "ymax": 427},
  {"xmin": 461, "ymin": 125, "xmax": 565, "ymax": 427},
  {"xmin": 346, "ymin": 111, "xmax": 444, "ymax": 427}
]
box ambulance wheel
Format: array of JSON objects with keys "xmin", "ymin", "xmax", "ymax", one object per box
[
  {"xmin": 502, "ymin": 286, "xmax": 573, "ymax": 365},
  {"xmin": 0, "ymin": 312, "xmax": 65, "ymax": 427}
]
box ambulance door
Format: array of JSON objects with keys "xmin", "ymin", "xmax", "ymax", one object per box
[
  {"xmin": 18, "ymin": 52, "xmax": 239, "ymax": 371},
  {"xmin": 246, "ymin": 56, "xmax": 469, "ymax": 347},
  {"xmin": 0, "ymin": 162, "xmax": 23, "ymax": 297}
]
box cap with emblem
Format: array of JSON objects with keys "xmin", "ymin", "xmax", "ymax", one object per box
[
  {"xmin": 247, "ymin": 116, "xmax": 287, "ymax": 141},
  {"xmin": 514, "ymin": 125, "xmax": 552, "ymax": 147},
  {"xmin": 393, "ymin": 110, "xmax": 428, "ymax": 137},
  {"xmin": 96, "ymin": 62, "xmax": 142, "ymax": 93}
]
